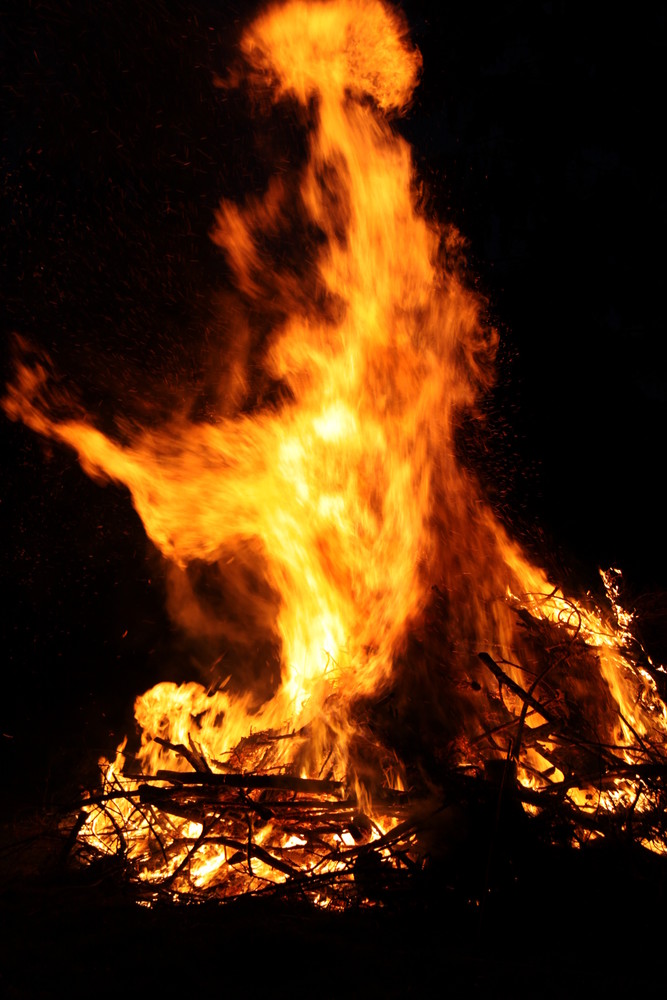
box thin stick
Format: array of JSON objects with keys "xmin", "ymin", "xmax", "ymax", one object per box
[
  {"xmin": 153, "ymin": 736, "xmax": 212, "ymax": 773},
  {"xmin": 478, "ymin": 652, "xmax": 556, "ymax": 723}
]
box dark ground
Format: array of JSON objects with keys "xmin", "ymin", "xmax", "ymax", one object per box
[
  {"xmin": 2, "ymin": 1, "xmax": 667, "ymax": 993},
  {"xmin": 2, "ymin": 806, "xmax": 667, "ymax": 997}
]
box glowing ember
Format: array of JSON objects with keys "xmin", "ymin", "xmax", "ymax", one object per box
[{"xmin": 4, "ymin": 0, "xmax": 667, "ymax": 901}]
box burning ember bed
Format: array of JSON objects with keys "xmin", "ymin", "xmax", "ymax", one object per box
[{"xmin": 2, "ymin": 1, "xmax": 667, "ymax": 989}]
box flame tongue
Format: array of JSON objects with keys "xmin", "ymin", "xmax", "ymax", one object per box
[{"xmin": 213, "ymin": 0, "xmax": 448, "ymax": 718}]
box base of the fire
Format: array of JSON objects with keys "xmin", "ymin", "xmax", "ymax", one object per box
[{"xmin": 67, "ymin": 585, "xmax": 667, "ymax": 910}]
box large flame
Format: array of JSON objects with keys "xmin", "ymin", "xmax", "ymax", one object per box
[
  {"xmin": 5, "ymin": 0, "xmax": 485, "ymax": 766},
  {"xmin": 4, "ymin": 0, "xmax": 667, "ymax": 893}
]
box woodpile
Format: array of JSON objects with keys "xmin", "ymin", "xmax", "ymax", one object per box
[{"xmin": 67, "ymin": 594, "xmax": 667, "ymax": 908}]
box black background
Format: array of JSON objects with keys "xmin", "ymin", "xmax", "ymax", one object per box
[{"xmin": 2, "ymin": 0, "xmax": 666, "ymax": 803}]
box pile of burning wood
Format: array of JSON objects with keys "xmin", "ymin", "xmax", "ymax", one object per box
[{"xmin": 68, "ymin": 586, "xmax": 667, "ymax": 909}]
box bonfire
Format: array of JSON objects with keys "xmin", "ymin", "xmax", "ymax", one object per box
[{"xmin": 4, "ymin": 0, "xmax": 667, "ymax": 910}]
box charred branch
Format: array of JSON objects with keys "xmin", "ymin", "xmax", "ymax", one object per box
[
  {"xmin": 477, "ymin": 652, "xmax": 557, "ymax": 724},
  {"xmin": 153, "ymin": 736, "xmax": 212, "ymax": 773}
]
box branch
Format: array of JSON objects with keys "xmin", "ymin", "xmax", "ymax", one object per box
[
  {"xmin": 154, "ymin": 771, "xmax": 345, "ymax": 794},
  {"xmin": 478, "ymin": 652, "xmax": 556, "ymax": 723}
]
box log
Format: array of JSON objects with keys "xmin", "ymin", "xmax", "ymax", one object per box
[{"xmin": 154, "ymin": 771, "xmax": 345, "ymax": 794}]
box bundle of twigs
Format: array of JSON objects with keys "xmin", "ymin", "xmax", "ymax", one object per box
[{"xmin": 472, "ymin": 599, "xmax": 667, "ymax": 855}]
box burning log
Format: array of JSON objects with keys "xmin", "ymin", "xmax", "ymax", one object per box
[{"xmin": 152, "ymin": 771, "xmax": 346, "ymax": 795}]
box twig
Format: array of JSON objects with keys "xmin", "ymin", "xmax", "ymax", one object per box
[
  {"xmin": 478, "ymin": 652, "xmax": 556, "ymax": 723},
  {"xmin": 60, "ymin": 811, "xmax": 87, "ymax": 863},
  {"xmin": 191, "ymin": 836, "xmax": 302, "ymax": 879},
  {"xmin": 153, "ymin": 736, "xmax": 212, "ymax": 773}
]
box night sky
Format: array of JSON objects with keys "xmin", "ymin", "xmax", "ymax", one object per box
[{"xmin": 2, "ymin": 1, "xmax": 666, "ymax": 801}]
